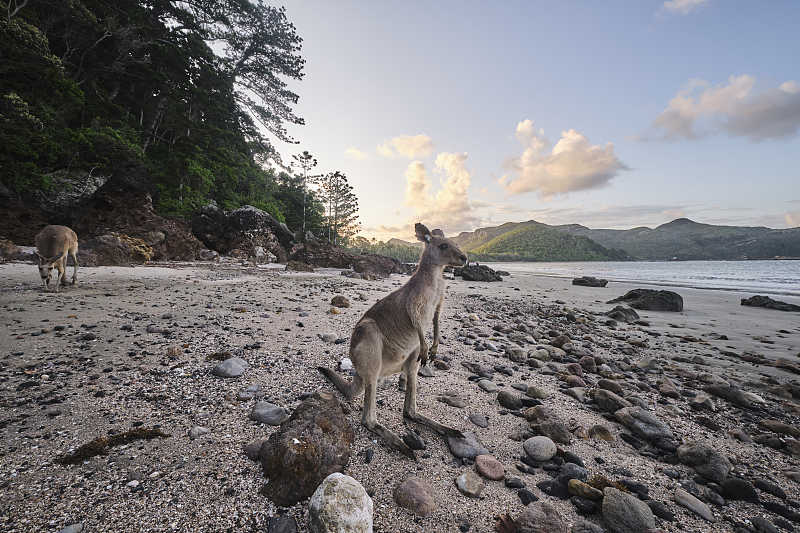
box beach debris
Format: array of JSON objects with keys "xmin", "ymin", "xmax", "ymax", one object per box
[{"xmin": 56, "ymin": 427, "xmax": 169, "ymax": 465}]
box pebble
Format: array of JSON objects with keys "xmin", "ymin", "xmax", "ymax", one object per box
[
  {"xmin": 523, "ymin": 436, "xmax": 557, "ymax": 462},
  {"xmin": 475, "ymin": 454, "xmax": 505, "ymax": 480},
  {"xmin": 211, "ymin": 357, "xmax": 248, "ymax": 378},
  {"xmin": 477, "ymin": 379, "xmax": 498, "ymax": 392},
  {"xmin": 455, "ymin": 470, "xmax": 485, "ymax": 498},
  {"xmin": 602, "ymin": 487, "xmax": 656, "ymax": 533},
  {"xmin": 675, "ymin": 487, "xmax": 715, "ymax": 522},
  {"xmin": 188, "ymin": 426, "xmax": 210, "ymax": 439},
  {"xmin": 447, "ymin": 432, "xmax": 489, "ymax": 459},
  {"xmin": 249, "ymin": 402, "xmax": 289, "ymax": 425},
  {"xmin": 393, "ymin": 477, "xmax": 436, "ymax": 516},
  {"xmin": 468, "ymin": 413, "xmax": 489, "ymax": 428}
]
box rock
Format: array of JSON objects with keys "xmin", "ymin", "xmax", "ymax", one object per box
[
  {"xmin": 614, "ymin": 407, "xmax": 676, "ymax": 449},
  {"xmin": 456, "ymin": 264, "xmax": 503, "ymax": 282},
  {"xmin": 438, "ymin": 394, "xmax": 467, "ymax": 408},
  {"xmin": 570, "ymin": 520, "xmax": 605, "ymax": 533},
  {"xmin": 514, "ymin": 502, "xmax": 568, "ymax": 533},
  {"xmin": 58, "ymin": 525, "xmax": 84, "ymax": 533},
  {"xmin": 568, "ymin": 479, "xmax": 603, "ymax": 501},
  {"xmin": 243, "ymin": 440, "xmax": 265, "ymax": 461},
  {"xmin": 759, "ymin": 419, "xmax": 800, "ymax": 437},
  {"xmin": 79, "ymin": 232, "xmax": 153, "ymax": 266},
  {"xmin": 608, "ymin": 289, "xmax": 683, "ymax": 312},
  {"xmin": 475, "ymin": 454, "xmax": 505, "ymax": 480},
  {"xmin": 647, "ymin": 500, "xmax": 674, "ymax": 522},
  {"xmin": 526, "ymin": 385, "xmax": 549, "ymax": 399},
  {"xmin": 579, "ymin": 356, "xmax": 597, "ymax": 373},
  {"xmin": 286, "ymin": 260, "xmax": 315, "ymax": 272},
  {"xmin": 601, "ymin": 487, "xmax": 655, "ymax": 533},
  {"xmin": 593, "ymin": 389, "xmax": 632, "ymax": 412},
  {"xmin": 188, "ymin": 426, "xmax": 209, "ymax": 439},
  {"xmin": 751, "ymin": 517, "xmax": 780, "ymax": 533},
  {"xmin": 393, "ymin": 477, "xmax": 435, "ymax": 517},
  {"xmin": 704, "ymin": 384, "xmax": 753, "ymax": 409},
  {"xmin": 308, "ymin": 473, "xmax": 373, "ymax": 533},
  {"xmin": 589, "ymin": 425, "xmax": 614, "ymax": 441},
  {"xmin": 523, "ymin": 436, "xmax": 557, "ymax": 462},
  {"xmin": 331, "ymin": 295, "xmax": 350, "ymax": 308},
  {"xmin": 674, "ymin": 487, "xmax": 715, "ymax": 522},
  {"xmin": 192, "ymin": 203, "xmax": 291, "ymax": 261},
  {"xmin": 447, "ymin": 432, "xmax": 489, "ymax": 459},
  {"xmin": 260, "ymin": 391, "xmax": 354, "ymax": 506},
  {"xmin": 497, "ymin": 390, "xmax": 523, "ymax": 410},
  {"xmin": 597, "ymin": 379, "xmax": 624, "ymax": 395},
  {"xmin": 720, "ymin": 477, "xmax": 759, "ymax": 502},
  {"xmin": 455, "ymin": 470, "xmax": 485, "ymax": 497},
  {"xmin": 741, "ymin": 295, "xmax": 800, "ymax": 312},
  {"xmin": 572, "ymin": 276, "xmax": 608, "ymax": 288},
  {"xmin": 753, "ymin": 478, "xmax": 786, "ymax": 499},
  {"xmin": 250, "ymin": 402, "xmax": 289, "ymax": 426},
  {"xmin": 478, "ymin": 379, "xmax": 498, "ymax": 392},
  {"xmin": 267, "ymin": 516, "xmax": 298, "ymax": 533},
  {"xmin": 518, "ymin": 489, "xmax": 539, "ymax": 506},
  {"xmin": 401, "ymin": 431, "xmax": 426, "ymax": 451},
  {"xmin": 469, "ymin": 413, "xmax": 489, "ymax": 428},
  {"xmin": 677, "ymin": 442, "xmax": 732, "ymax": 483},
  {"xmin": 212, "ymin": 357, "xmax": 248, "ymax": 378},
  {"xmin": 604, "ymin": 306, "xmax": 640, "ymax": 323}
]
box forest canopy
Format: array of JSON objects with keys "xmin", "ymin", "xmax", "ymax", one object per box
[{"xmin": 0, "ymin": 0, "xmax": 358, "ymax": 241}]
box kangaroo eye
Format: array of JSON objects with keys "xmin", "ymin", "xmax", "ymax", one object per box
[{"xmin": 439, "ymin": 243, "xmax": 449, "ymax": 251}]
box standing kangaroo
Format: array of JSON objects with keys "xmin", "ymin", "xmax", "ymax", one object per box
[
  {"xmin": 35, "ymin": 225, "xmax": 79, "ymax": 292},
  {"xmin": 319, "ymin": 223, "xmax": 467, "ymax": 458}
]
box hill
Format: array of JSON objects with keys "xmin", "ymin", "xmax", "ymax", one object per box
[{"xmin": 556, "ymin": 218, "xmax": 800, "ymax": 260}]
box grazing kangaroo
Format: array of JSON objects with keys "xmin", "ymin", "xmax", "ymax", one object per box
[
  {"xmin": 35, "ymin": 225, "xmax": 79, "ymax": 292},
  {"xmin": 319, "ymin": 223, "xmax": 467, "ymax": 458}
]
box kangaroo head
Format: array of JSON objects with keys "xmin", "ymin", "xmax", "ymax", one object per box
[
  {"xmin": 415, "ymin": 223, "xmax": 467, "ymax": 267},
  {"xmin": 36, "ymin": 253, "xmax": 55, "ymax": 284}
]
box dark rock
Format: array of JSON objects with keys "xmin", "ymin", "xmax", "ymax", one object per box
[
  {"xmin": 570, "ymin": 496, "xmax": 598, "ymax": 514},
  {"xmin": 703, "ymin": 384, "xmax": 753, "ymax": 409},
  {"xmin": 260, "ymin": 391, "xmax": 354, "ymax": 506},
  {"xmin": 266, "ymin": 516, "xmax": 298, "ymax": 533},
  {"xmin": 608, "ymin": 289, "xmax": 684, "ymax": 312},
  {"xmin": 518, "ymin": 489, "xmax": 538, "ymax": 505},
  {"xmin": 456, "ymin": 264, "xmax": 503, "ymax": 282},
  {"xmin": 647, "ymin": 500, "xmax": 674, "ymax": 522},
  {"xmin": 604, "ymin": 306, "xmax": 640, "ymax": 323},
  {"xmin": 402, "ymin": 431, "xmax": 426, "ymax": 451},
  {"xmin": 677, "ymin": 442, "xmax": 732, "ymax": 483},
  {"xmin": 447, "ymin": 432, "xmax": 489, "ymax": 459},
  {"xmin": 572, "ymin": 276, "xmax": 608, "ymax": 288},
  {"xmin": 720, "ymin": 478, "xmax": 759, "ymax": 502},
  {"xmin": 741, "ymin": 295, "xmax": 800, "ymax": 312},
  {"xmin": 601, "ymin": 487, "xmax": 655, "ymax": 533},
  {"xmin": 192, "ymin": 203, "xmax": 291, "ymax": 261},
  {"xmin": 753, "ymin": 478, "xmax": 786, "ymax": 499},
  {"xmin": 497, "ymin": 390, "xmax": 523, "ymax": 410},
  {"xmin": 514, "ymin": 502, "xmax": 567, "ymax": 533},
  {"xmin": 751, "ymin": 516, "xmax": 779, "ymax": 533},
  {"xmin": 614, "ymin": 407, "xmax": 676, "ymax": 450}
]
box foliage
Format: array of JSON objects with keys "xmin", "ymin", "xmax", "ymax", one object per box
[
  {"xmin": 316, "ymin": 171, "xmax": 360, "ymax": 246},
  {"xmin": 347, "ymin": 236, "xmax": 421, "ymax": 263},
  {"xmin": 0, "ymin": 0, "xmax": 329, "ymax": 231}
]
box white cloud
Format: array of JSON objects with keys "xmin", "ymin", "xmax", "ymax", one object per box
[
  {"xmin": 401, "ymin": 152, "xmax": 480, "ymax": 234},
  {"xmin": 787, "ymin": 212, "xmax": 800, "ymax": 228},
  {"xmin": 648, "ymin": 75, "xmax": 800, "ymax": 141},
  {"xmin": 377, "ymin": 134, "xmax": 434, "ymax": 158},
  {"xmin": 500, "ymin": 119, "xmax": 627, "ymax": 197},
  {"xmin": 344, "ymin": 147, "xmax": 368, "ymax": 160},
  {"xmin": 662, "ymin": 0, "xmax": 709, "ymax": 15}
]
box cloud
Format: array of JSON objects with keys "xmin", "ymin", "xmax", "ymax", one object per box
[
  {"xmin": 344, "ymin": 147, "xmax": 368, "ymax": 160},
  {"xmin": 787, "ymin": 212, "xmax": 800, "ymax": 228},
  {"xmin": 662, "ymin": 0, "xmax": 709, "ymax": 14},
  {"xmin": 647, "ymin": 75, "xmax": 800, "ymax": 141},
  {"xmin": 377, "ymin": 134, "xmax": 434, "ymax": 158},
  {"xmin": 401, "ymin": 152, "xmax": 480, "ymax": 235},
  {"xmin": 500, "ymin": 119, "xmax": 628, "ymax": 197}
]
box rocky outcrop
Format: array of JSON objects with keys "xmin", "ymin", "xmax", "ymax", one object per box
[
  {"xmin": 608, "ymin": 289, "xmax": 683, "ymax": 312},
  {"xmin": 289, "ymin": 242, "xmax": 410, "ymax": 277},
  {"xmin": 72, "ymin": 185, "xmax": 205, "ymax": 262},
  {"xmin": 78, "ymin": 233, "xmax": 153, "ymax": 266},
  {"xmin": 455, "ymin": 264, "xmax": 503, "ymax": 282},
  {"xmin": 572, "ymin": 276, "xmax": 608, "ymax": 287},
  {"xmin": 260, "ymin": 391, "xmax": 354, "ymax": 506},
  {"xmin": 192, "ymin": 203, "xmax": 291, "ymax": 262},
  {"xmin": 741, "ymin": 295, "xmax": 800, "ymax": 312},
  {"xmin": 34, "ymin": 169, "xmax": 110, "ymax": 215}
]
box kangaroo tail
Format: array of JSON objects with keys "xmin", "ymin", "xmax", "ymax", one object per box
[{"xmin": 317, "ymin": 366, "xmax": 364, "ymax": 400}]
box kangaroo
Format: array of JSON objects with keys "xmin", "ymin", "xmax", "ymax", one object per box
[
  {"xmin": 319, "ymin": 223, "xmax": 467, "ymax": 458},
  {"xmin": 35, "ymin": 225, "xmax": 79, "ymax": 292}
]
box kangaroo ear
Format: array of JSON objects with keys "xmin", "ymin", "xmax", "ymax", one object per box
[
  {"xmin": 35, "ymin": 253, "xmax": 44, "ymax": 264},
  {"xmin": 415, "ymin": 223, "xmax": 432, "ymax": 243},
  {"xmin": 431, "ymin": 229, "xmax": 445, "ymax": 238}
]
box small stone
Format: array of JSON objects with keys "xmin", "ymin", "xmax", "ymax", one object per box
[
  {"xmin": 58, "ymin": 525, "xmax": 84, "ymax": 533},
  {"xmin": 478, "ymin": 379, "xmax": 498, "ymax": 392},
  {"xmin": 330, "ymin": 295, "xmax": 350, "ymax": 308},
  {"xmin": 526, "ymin": 385, "xmax": 549, "ymax": 399},
  {"xmin": 448, "ymin": 432, "xmax": 489, "ymax": 459},
  {"xmin": 505, "ymin": 477, "xmax": 525, "ymax": 489},
  {"xmin": 518, "ymin": 488, "xmax": 538, "ymax": 505},
  {"xmin": 523, "ymin": 436, "xmax": 557, "ymax": 462},
  {"xmin": 677, "ymin": 442, "xmax": 731, "ymax": 483},
  {"xmin": 308, "ymin": 473, "xmax": 372, "ymax": 533},
  {"xmin": 266, "ymin": 516, "xmax": 298, "ymax": 533},
  {"xmin": 188, "ymin": 426, "xmax": 209, "ymax": 439},
  {"xmin": 212, "ymin": 357, "xmax": 248, "ymax": 378},
  {"xmin": 568, "ymin": 479, "xmax": 603, "ymax": 501},
  {"xmin": 674, "ymin": 487, "xmax": 715, "ymax": 522},
  {"xmin": 402, "ymin": 431, "xmax": 426, "ymax": 451},
  {"xmin": 455, "ymin": 470, "xmax": 485, "ymax": 498},
  {"xmin": 589, "ymin": 424, "xmax": 614, "ymax": 441},
  {"xmin": 647, "ymin": 500, "xmax": 674, "ymax": 522},
  {"xmin": 514, "ymin": 502, "xmax": 566, "ymax": 532},
  {"xmin": 602, "ymin": 487, "xmax": 655, "ymax": 533},
  {"xmin": 393, "ymin": 477, "xmax": 436, "ymax": 516},
  {"xmin": 475, "ymin": 454, "xmax": 505, "ymax": 480},
  {"xmin": 720, "ymin": 477, "xmax": 759, "ymax": 502},
  {"xmin": 497, "ymin": 390, "xmax": 523, "ymax": 410},
  {"xmin": 469, "ymin": 413, "xmax": 489, "ymax": 428},
  {"xmin": 250, "ymin": 402, "xmax": 289, "ymax": 425},
  {"xmin": 570, "ymin": 519, "xmax": 604, "ymax": 533}
]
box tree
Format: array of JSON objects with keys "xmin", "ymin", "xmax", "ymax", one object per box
[
  {"xmin": 316, "ymin": 171, "xmax": 360, "ymax": 245},
  {"xmin": 291, "ymin": 150, "xmax": 320, "ymax": 238}
]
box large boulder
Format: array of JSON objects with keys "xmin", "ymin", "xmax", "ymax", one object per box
[
  {"xmin": 192, "ymin": 203, "xmax": 290, "ymax": 262},
  {"xmin": 455, "ymin": 264, "xmax": 503, "ymax": 282},
  {"xmin": 260, "ymin": 391, "xmax": 354, "ymax": 506},
  {"xmin": 741, "ymin": 295, "xmax": 800, "ymax": 312},
  {"xmin": 78, "ymin": 233, "xmax": 153, "ymax": 266},
  {"xmin": 34, "ymin": 169, "xmax": 110, "ymax": 215},
  {"xmin": 572, "ymin": 276, "xmax": 608, "ymax": 287},
  {"xmin": 289, "ymin": 242, "xmax": 409, "ymax": 277},
  {"xmin": 604, "ymin": 306, "xmax": 640, "ymax": 323},
  {"xmin": 607, "ymin": 289, "xmax": 683, "ymax": 312},
  {"xmin": 72, "ymin": 185, "xmax": 205, "ymax": 262},
  {"xmin": 308, "ymin": 473, "xmax": 373, "ymax": 533}
]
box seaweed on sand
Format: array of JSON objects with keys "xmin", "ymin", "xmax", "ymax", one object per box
[{"xmin": 56, "ymin": 427, "xmax": 169, "ymax": 465}]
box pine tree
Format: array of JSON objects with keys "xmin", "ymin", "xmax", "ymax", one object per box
[{"xmin": 316, "ymin": 171, "xmax": 360, "ymax": 246}]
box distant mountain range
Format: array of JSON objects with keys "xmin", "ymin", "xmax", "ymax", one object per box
[{"xmin": 388, "ymin": 218, "xmax": 800, "ymax": 261}]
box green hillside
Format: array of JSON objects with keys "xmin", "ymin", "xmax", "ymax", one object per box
[{"xmin": 466, "ymin": 222, "xmax": 630, "ymax": 261}]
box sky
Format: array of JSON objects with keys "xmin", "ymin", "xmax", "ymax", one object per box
[{"xmin": 274, "ymin": 0, "xmax": 800, "ymax": 240}]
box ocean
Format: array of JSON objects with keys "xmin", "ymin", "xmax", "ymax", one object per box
[{"xmin": 484, "ymin": 260, "xmax": 800, "ymax": 297}]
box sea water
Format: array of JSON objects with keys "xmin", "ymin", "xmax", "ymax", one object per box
[{"xmin": 484, "ymin": 260, "xmax": 800, "ymax": 297}]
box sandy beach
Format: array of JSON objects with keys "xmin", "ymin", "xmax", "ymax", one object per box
[{"xmin": 1, "ymin": 260, "xmax": 800, "ymax": 533}]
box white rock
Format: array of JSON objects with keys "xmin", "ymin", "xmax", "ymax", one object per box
[
  {"xmin": 309, "ymin": 473, "xmax": 373, "ymax": 533},
  {"xmin": 339, "ymin": 358, "xmax": 353, "ymax": 371}
]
